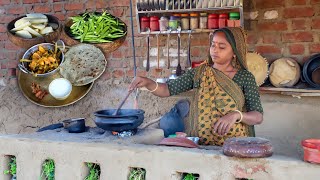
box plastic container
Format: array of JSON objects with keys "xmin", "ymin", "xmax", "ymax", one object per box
[
  {"xmin": 190, "ymin": 13, "xmax": 199, "ymax": 29},
  {"xmin": 140, "ymin": 16, "xmax": 150, "ymax": 32},
  {"xmin": 301, "ymin": 139, "xmax": 320, "ymax": 164},
  {"xmin": 199, "ymin": 13, "xmax": 208, "ymax": 29},
  {"xmin": 180, "ymin": 13, "xmax": 189, "ymax": 30},
  {"xmin": 218, "ymin": 13, "xmax": 229, "ymax": 28},
  {"xmin": 150, "ymin": 16, "xmax": 160, "ymax": 31},
  {"xmin": 227, "ymin": 12, "xmax": 240, "ymax": 27},
  {"xmin": 208, "ymin": 14, "xmax": 219, "ymax": 29},
  {"xmin": 159, "ymin": 16, "xmax": 169, "ymax": 31}
]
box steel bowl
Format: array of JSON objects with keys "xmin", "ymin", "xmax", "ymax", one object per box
[{"xmin": 19, "ymin": 43, "xmax": 64, "ymax": 77}]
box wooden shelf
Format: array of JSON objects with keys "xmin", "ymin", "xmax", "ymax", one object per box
[{"xmin": 259, "ymin": 87, "xmax": 320, "ymax": 97}]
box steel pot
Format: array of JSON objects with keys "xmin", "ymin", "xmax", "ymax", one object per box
[{"xmin": 93, "ymin": 109, "xmax": 145, "ymax": 132}]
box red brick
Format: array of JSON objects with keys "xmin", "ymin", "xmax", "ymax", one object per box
[
  {"xmin": 54, "ymin": 13, "xmax": 66, "ymax": 21},
  {"xmin": 1, "ymin": 62, "xmax": 6, "ymax": 69},
  {"xmin": 111, "ymin": 49, "xmax": 123, "ymax": 58},
  {"xmin": 11, "ymin": 0, "xmax": 20, "ymax": 4},
  {"xmin": 108, "ymin": 60, "xmax": 123, "ymax": 68},
  {"xmin": 6, "ymin": 51, "xmax": 17, "ymax": 60},
  {"xmin": 289, "ymin": 44, "xmax": 305, "ymax": 55},
  {"xmin": 7, "ymin": 7, "xmax": 26, "ymax": 15},
  {"xmin": 262, "ymin": 33, "xmax": 280, "ymax": 44},
  {"xmin": 0, "ymin": 0, "xmax": 10, "ymax": 5},
  {"xmin": 23, "ymin": 0, "xmax": 41, "ymax": 3},
  {"xmin": 110, "ymin": 8, "xmax": 125, "ymax": 17},
  {"xmin": 107, "ymin": 0, "xmax": 130, "ymax": 7},
  {"xmin": 311, "ymin": 0, "xmax": 320, "ymax": 4},
  {"xmin": 112, "ymin": 69, "xmax": 125, "ymax": 78},
  {"xmin": 312, "ymin": 18, "xmax": 320, "ymax": 29},
  {"xmin": 53, "ymin": 4, "xmax": 63, "ymax": 12},
  {"xmin": 102, "ymin": 71, "xmax": 111, "ymax": 80},
  {"xmin": 96, "ymin": 0, "xmax": 108, "ymax": 9},
  {"xmin": 0, "ymin": 15, "xmax": 18, "ymax": 24},
  {"xmin": 0, "ymin": 70, "xmax": 6, "ymax": 77},
  {"xmin": 126, "ymin": 69, "xmax": 147, "ymax": 77},
  {"xmin": 246, "ymin": 33, "xmax": 258, "ymax": 44},
  {"xmin": 6, "ymin": 61, "xmax": 18, "ymax": 69},
  {"xmin": 86, "ymin": 0, "xmax": 96, "ymax": 10},
  {"xmin": 191, "ymin": 47, "xmax": 201, "ymax": 57},
  {"xmin": 34, "ymin": 6, "xmax": 51, "ymax": 13},
  {"xmin": 256, "ymin": 46, "xmax": 282, "ymax": 54},
  {"xmin": 291, "ymin": 0, "xmax": 307, "ymax": 5},
  {"xmin": 0, "ymin": 33, "xmax": 8, "ymax": 41},
  {"xmin": 5, "ymin": 43, "xmax": 20, "ymax": 51},
  {"xmin": 309, "ymin": 44, "xmax": 320, "ymax": 53},
  {"xmin": 284, "ymin": 7, "xmax": 315, "ymax": 18},
  {"xmin": 258, "ymin": 22, "xmax": 288, "ymax": 31},
  {"xmin": 256, "ymin": 0, "xmax": 284, "ymax": 8},
  {"xmin": 8, "ymin": 68, "xmax": 16, "ymax": 77},
  {"xmin": 65, "ymin": 3, "xmax": 84, "ymax": 11},
  {"xmin": 0, "ymin": 25, "xmax": 6, "ymax": 33},
  {"xmin": 292, "ymin": 19, "xmax": 307, "ymax": 30},
  {"xmin": 282, "ymin": 32, "xmax": 313, "ymax": 42},
  {"xmin": 53, "ymin": 0, "xmax": 64, "ymax": 2}
]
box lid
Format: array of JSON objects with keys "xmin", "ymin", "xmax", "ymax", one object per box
[
  {"xmin": 219, "ymin": 13, "xmax": 229, "ymax": 18},
  {"xmin": 170, "ymin": 16, "xmax": 179, "ymax": 20},
  {"xmin": 141, "ymin": 16, "xmax": 150, "ymax": 21},
  {"xmin": 246, "ymin": 52, "xmax": 269, "ymax": 86},
  {"xmin": 180, "ymin": 13, "xmax": 189, "ymax": 17},
  {"xmin": 150, "ymin": 16, "xmax": 159, "ymax": 21},
  {"xmin": 208, "ymin": 14, "xmax": 219, "ymax": 18},
  {"xmin": 190, "ymin": 13, "xmax": 199, "ymax": 17},
  {"xmin": 200, "ymin": 13, "xmax": 208, "ymax": 16},
  {"xmin": 301, "ymin": 139, "xmax": 320, "ymax": 150},
  {"xmin": 160, "ymin": 16, "xmax": 168, "ymax": 21},
  {"xmin": 229, "ymin": 12, "xmax": 240, "ymax": 18},
  {"xmin": 172, "ymin": 13, "xmax": 180, "ymax": 17}
]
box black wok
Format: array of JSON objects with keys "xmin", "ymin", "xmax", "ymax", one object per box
[{"xmin": 93, "ymin": 109, "xmax": 145, "ymax": 132}]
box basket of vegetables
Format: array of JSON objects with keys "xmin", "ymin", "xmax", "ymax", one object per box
[
  {"xmin": 61, "ymin": 11, "xmax": 127, "ymax": 54},
  {"xmin": 7, "ymin": 13, "xmax": 62, "ymax": 49}
]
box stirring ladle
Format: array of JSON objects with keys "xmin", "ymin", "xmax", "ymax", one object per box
[{"xmin": 113, "ymin": 90, "xmax": 134, "ymax": 115}]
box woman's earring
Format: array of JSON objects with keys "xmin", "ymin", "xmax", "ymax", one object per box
[{"xmin": 231, "ymin": 56, "xmax": 237, "ymax": 67}]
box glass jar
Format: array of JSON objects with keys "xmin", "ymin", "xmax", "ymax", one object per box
[
  {"xmin": 180, "ymin": 13, "xmax": 189, "ymax": 30},
  {"xmin": 140, "ymin": 16, "xmax": 150, "ymax": 32},
  {"xmin": 208, "ymin": 14, "xmax": 219, "ymax": 29},
  {"xmin": 150, "ymin": 16, "xmax": 160, "ymax": 31},
  {"xmin": 190, "ymin": 13, "xmax": 199, "ymax": 30},
  {"xmin": 199, "ymin": 13, "xmax": 208, "ymax": 29},
  {"xmin": 159, "ymin": 16, "xmax": 169, "ymax": 31},
  {"xmin": 218, "ymin": 13, "xmax": 229, "ymax": 28},
  {"xmin": 172, "ymin": 13, "xmax": 181, "ymax": 27},
  {"xmin": 169, "ymin": 16, "xmax": 179, "ymax": 30}
]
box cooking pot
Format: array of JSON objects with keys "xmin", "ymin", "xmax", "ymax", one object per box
[
  {"xmin": 93, "ymin": 109, "xmax": 144, "ymax": 132},
  {"xmin": 37, "ymin": 118, "xmax": 86, "ymax": 133},
  {"xmin": 303, "ymin": 53, "xmax": 320, "ymax": 88}
]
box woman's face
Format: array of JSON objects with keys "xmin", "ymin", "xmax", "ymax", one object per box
[{"xmin": 210, "ymin": 32, "xmax": 234, "ymax": 65}]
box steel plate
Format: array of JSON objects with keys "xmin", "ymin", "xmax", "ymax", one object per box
[{"xmin": 18, "ymin": 70, "xmax": 93, "ymax": 107}]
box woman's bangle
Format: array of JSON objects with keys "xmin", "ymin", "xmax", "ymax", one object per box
[
  {"xmin": 234, "ymin": 110, "xmax": 243, "ymax": 123},
  {"xmin": 148, "ymin": 81, "xmax": 158, "ymax": 93}
]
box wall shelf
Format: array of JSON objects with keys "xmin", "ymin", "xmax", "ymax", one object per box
[{"xmin": 259, "ymin": 86, "xmax": 320, "ymax": 97}]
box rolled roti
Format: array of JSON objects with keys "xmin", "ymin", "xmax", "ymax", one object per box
[{"xmin": 60, "ymin": 44, "xmax": 107, "ymax": 86}]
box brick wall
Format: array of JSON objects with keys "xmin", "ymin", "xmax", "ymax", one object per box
[{"xmin": 1, "ymin": 0, "xmax": 320, "ymax": 80}]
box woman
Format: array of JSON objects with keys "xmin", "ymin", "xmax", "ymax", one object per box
[{"xmin": 129, "ymin": 27, "xmax": 263, "ymax": 146}]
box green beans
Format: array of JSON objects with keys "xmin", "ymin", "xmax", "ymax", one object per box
[{"xmin": 69, "ymin": 11, "xmax": 127, "ymax": 43}]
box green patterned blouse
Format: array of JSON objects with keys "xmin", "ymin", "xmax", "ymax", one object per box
[{"xmin": 167, "ymin": 68, "xmax": 263, "ymax": 113}]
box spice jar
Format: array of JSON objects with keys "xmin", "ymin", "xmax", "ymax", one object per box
[
  {"xmin": 199, "ymin": 13, "xmax": 208, "ymax": 29},
  {"xmin": 169, "ymin": 16, "xmax": 179, "ymax": 30},
  {"xmin": 190, "ymin": 13, "xmax": 199, "ymax": 30},
  {"xmin": 150, "ymin": 16, "xmax": 160, "ymax": 31},
  {"xmin": 208, "ymin": 14, "xmax": 219, "ymax": 29},
  {"xmin": 159, "ymin": 16, "xmax": 169, "ymax": 31},
  {"xmin": 172, "ymin": 13, "xmax": 181, "ymax": 27},
  {"xmin": 218, "ymin": 13, "xmax": 228, "ymax": 28},
  {"xmin": 227, "ymin": 12, "xmax": 240, "ymax": 27},
  {"xmin": 180, "ymin": 13, "xmax": 189, "ymax": 30},
  {"xmin": 140, "ymin": 16, "xmax": 150, "ymax": 32}
]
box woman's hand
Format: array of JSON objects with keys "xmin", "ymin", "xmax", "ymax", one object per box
[
  {"xmin": 128, "ymin": 76, "xmax": 153, "ymax": 91},
  {"xmin": 213, "ymin": 112, "xmax": 240, "ymax": 136}
]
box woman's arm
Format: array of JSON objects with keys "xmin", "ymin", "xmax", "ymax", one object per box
[{"xmin": 128, "ymin": 76, "xmax": 170, "ymax": 97}]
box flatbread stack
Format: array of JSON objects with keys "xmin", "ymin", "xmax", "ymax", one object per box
[
  {"xmin": 59, "ymin": 44, "xmax": 107, "ymax": 86},
  {"xmin": 246, "ymin": 52, "xmax": 269, "ymax": 86}
]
